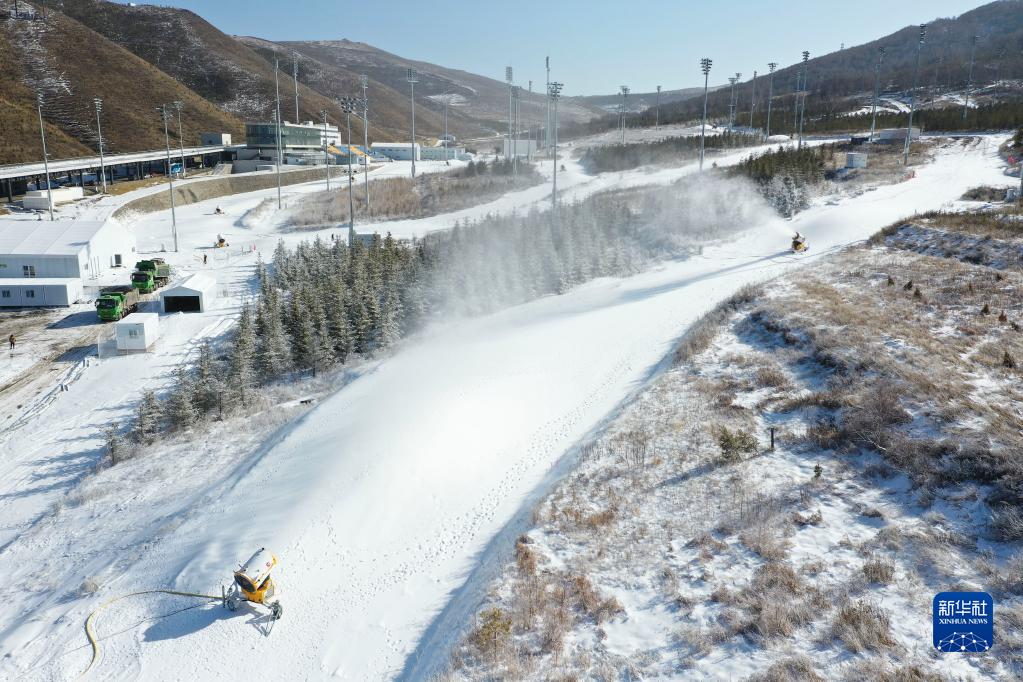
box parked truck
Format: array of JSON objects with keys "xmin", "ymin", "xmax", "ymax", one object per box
[
  {"xmin": 131, "ymin": 258, "xmax": 171, "ymax": 294},
  {"xmin": 95, "ymin": 286, "xmax": 140, "ymax": 321}
]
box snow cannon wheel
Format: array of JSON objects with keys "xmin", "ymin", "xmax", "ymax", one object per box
[
  {"xmin": 225, "ymin": 593, "xmax": 241, "ymax": 611},
  {"xmin": 270, "ymin": 601, "xmax": 283, "ymax": 620}
]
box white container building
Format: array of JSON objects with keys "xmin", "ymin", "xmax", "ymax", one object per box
[
  {"xmin": 115, "ymin": 313, "xmax": 159, "ymax": 352},
  {"xmin": 0, "ymin": 220, "xmax": 135, "ymax": 280},
  {"xmin": 370, "ymin": 143, "xmax": 421, "ymax": 161},
  {"xmin": 22, "ymin": 187, "xmax": 84, "ymax": 210},
  {"xmin": 0, "ymin": 278, "xmax": 83, "ymax": 307},
  {"xmin": 160, "ymin": 273, "xmax": 215, "ymax": 313}
]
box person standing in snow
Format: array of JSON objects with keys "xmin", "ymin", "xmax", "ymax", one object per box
[
  {"xmin": 8, "ymin": 334, "xmax": 15, "ymax": 350},
  {"xmin": 203, "ymin": 253, "xmax": 208, "ymax": 266}
]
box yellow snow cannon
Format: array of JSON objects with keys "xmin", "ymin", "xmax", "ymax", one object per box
[
  {"xmin": 214, "ymin": 235, "xmax": 229, "ymax": 248},
  {"xmin": 791, "ymin": 232, "xmax": 808, "ymax": 253},
  {"xmin": 223, "ymin": 547, "xmax": 283, "ymax": 624}
]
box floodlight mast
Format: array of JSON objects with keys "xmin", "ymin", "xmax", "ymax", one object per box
[
  {"xmin": 274, "ymin": 56, "xmax": 284, "ymax": 209},
  {"xmin": 963, "ymin": 35, "xmax": 979, "ymax": 120},
  {"xmin": 360, "ymin": 75, "xmax": 370, "ymax": 215},
  {"xmin": 506, "ymin": 66, "xmax": 514, "ymax": 171},
  {"xmin": 173, "ymin": 100, "xmax": 186, "ymax": 178},
  {"xmin": 36, "ymin": 93, "xmax": 54, "ymax": 221},
  {"xmin": 93, "ymin": 97, "xmax": 107, "ymax": 193},
  {"xmin": 869, "ymin": 47, "xmax": 886, "ymax": 143},
  {"xmin": 158, "ymin": 104, "xmax": 178, "ymax": 251},
  {"xmin": 407, "ymin": 67, "xmax": 418, "ymax": 178},
  {"xmin": 548, "ymin": 81, "xmax": 563, "ymax": 213},
  {"xmin": 904, "ymin": 25, "xmax": 927, "ymax": 166},
  {"xmin": 340, "ymin": 96, "xmax": 358, "ymax": 244},
  {"xmin": 321, "ymin": 109, "xmax": 331, "ymax": 191},
  {"xmin": 765, "ymin": 63, "xmax": 778, "ymax": 139},
  {"xmin": 620, "ymin": 86, "xmax": 630, "ymax": 143},
  {"xmin": 293, "ymin": 52, "xmax": 300, "ymax": 122},
  {"xmin": 655, "ymin": 85, "xmax": 662, "ymax": 127},
  {"xmin": 798, "ymin": 52, "xmax": 809, "ymax": 149},
  {"xmin": 699, "ymin": 58, "xmax": 712, "ymax": 171},
  {"xmin": 545, "ymin": 56, "xmax": 551, "ymax": 158},
  {"xmin": 512, "ymin": 85, "xmax": 520, "ymax": 175},
  {"xmin": 727, "ymin": 76, "xmax": 738, "ymax": 128},
  {"xmin": 749, "ymin": 70, "xmax": 758, "ymax": 129}
]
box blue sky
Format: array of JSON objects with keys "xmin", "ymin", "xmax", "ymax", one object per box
[{"xmin": 130, "ymin": 0, "xmax": 986, "ymax": 95}]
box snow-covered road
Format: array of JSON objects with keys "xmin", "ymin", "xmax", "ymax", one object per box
[{"xmin": 0, "ymin": 135, "xmax": 1009, "ymax": 681}]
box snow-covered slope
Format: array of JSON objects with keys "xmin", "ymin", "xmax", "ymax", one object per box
[{"xmin": 0, "ymin": 136, "xmax": 1009, "ymax": 681}]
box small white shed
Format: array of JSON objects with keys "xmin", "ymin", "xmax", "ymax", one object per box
[
  {"xmin": 846, "ymin": 152, "xmax": 868, "ymax": 169},
  {"xmin": 116, "ymin": 313, "xmax": 159, "ymax": 352},
  {"xmin": 0, "ymin": 278, "xmax": 83, "ymax": 307},
  {"xmin": 160, "ymin": 273, "xmax": 215, "ymax": 313}
]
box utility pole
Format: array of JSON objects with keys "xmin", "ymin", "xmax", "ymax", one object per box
[
  {"xmin": 765, "ymin": 63, "xmax": 777, "ymax": 139},
  {"xmin": 749, "ymin": 70, "xmax": 758, "ymax": 129},
  {"xmin": 620, "ymin": 86, "xmax": 630, "ymax": 143},
  {"xmin": 360, "ymin": 75, "xmax": 370, "ymax": 215},
  {"xmin": 173, "ymin": 100, "xmax": 186, "ymax": 178},
  {"xmin": 905, "ymin": 25, "xmax": 926, "ymax": 166},
  {"xmin": 407, "ymin": 67, "xmax": 418, "ymax": 178},
  {"xmin": 36, "ymin": 93, "xmax": 54, "ymax": 221},
  {"xmin": 506, "ymin": 66, "xmax": 514, "ymax": 170},
  {"xmin": 293, "ymin": 52, "xmax": 300, "ymax": 122},
  {"xmin": 545, "ymin": 56, "xmax": 551, "ymax": 158},
  {"xmin": 321, "ymin": 109, "xmax": 331, "ymax": 191},
  {"xmin": 699, "ymin": 58, "xmax": 712, "ymax": 171},
  {"xmin": 870, "ymin": 47, "xmax": 886, "ymax": 143},
  {"xmin": 340, "ymin": 97, "xmax": 357, "ymax": 245},
  {"xmin": 798, "ymin": 52, "xmax": 810, "ymax": 149},
  {"xmin": 548, "ymin": 82, "xmax": 563, "ymax": 213},
  {"xmin": 93, "ymin": 97, "xmax": 107, "ymax": 193},
  {"xmin": 963, "ymin": 35, "xmax": 979, "ymax": 120},
  {"xmin": 655, "ymin": 85, "xmax": 662, "ymax": 127},
  {"xmin": 158, "ymin": 105, "xmax": 178, "ymax": 251},
  {"xmin": 274, "ymin": 56, "xmax": 284, "ymax": 209}
]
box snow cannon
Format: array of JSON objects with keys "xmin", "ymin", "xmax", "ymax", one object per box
[
  {"xmin": 791, "ymin": 232, "xmax": 808, "ymax": 253},
  {"xmin": 215, "ymin": 235, "xmax": 229, "ymax": 248},
  {"xmin": 223, "ymin": 547, "xmax": 283, "ymax": 624}
]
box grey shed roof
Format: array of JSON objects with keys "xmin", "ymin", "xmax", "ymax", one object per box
[{"xmin": 0, "ymin": 221, "xmax": 106, "ymax": 256}]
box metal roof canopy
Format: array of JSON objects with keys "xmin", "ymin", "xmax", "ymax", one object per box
[
  {"xmin": 0, "ymin": 144, "xmax": 239, "ymax": 181},
  {"xmin": 0, "ymin": 221, "xmax": 107, "ymax": 256}
]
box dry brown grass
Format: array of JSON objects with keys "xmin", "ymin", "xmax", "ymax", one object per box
[
  {"xmin": 746, "ymin": 655, "xmax": 824, "ymax": 682},
  {"xmin": 831, "ymin": 600, "xmax": 896, "ymax": 653},
  {"xmin": 862, "ymin": 557, "xmax": 896, "ymax": 585}
]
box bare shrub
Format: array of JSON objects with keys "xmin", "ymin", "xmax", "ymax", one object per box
[
  {"xmin": 515, "ymin": 535, "xmax": 537, "ymax": 576},
  {"xmin": 78, "ymin": 577, "xmax": 101, "ymax": 595},
  {"xmin": 754, "ymin": 365, "xmax": 788, "ymax": 388},
  {"xmin": 571, "ymin": 575, "xmax": 623, "ymax": 624},
  {"xmin": 862, "ymin": 557, "xmax": 896, "ymax": 584},
  {"xmin": 740, "ymin": 528, "xmax": 789, "ymax": 562},
  {"xmin": 746, "ymin": 655, "xmax": 824, "ymax": 681},
  {"xmin": 991, "ymin": 505, "xmax": 1023, "ymax": 541},
  {"xmin": 831, "ymin": 600, "xmax": 896, "ymax": 653}
]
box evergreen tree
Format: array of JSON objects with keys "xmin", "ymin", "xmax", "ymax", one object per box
[
  {"xmin": 133, "ymin": 390, "xmax": 163, "ymax": 445},
  {"xmin": 256, "ymin": 297, "xmax": 292, "ymax": 380},
  {"xmin": 167, "ymin": 368, "xmax": 199, "ymax": 429},
  {"xmin": 105, "ymin": 424, "xmax": 128, "ymax": 465}
]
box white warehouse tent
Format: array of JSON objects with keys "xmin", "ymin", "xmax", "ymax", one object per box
[
  {"xmin": 160, "ymin": 273, "xmax": 215, "ymax": 313},
  {"xmin": 0, "ymin": 220, "xmax": 135, "ymax": 279}
]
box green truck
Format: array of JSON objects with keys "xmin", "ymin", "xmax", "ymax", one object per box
[
  {"xmin": 131, "ymin": 258, "xmax": 171, "ymax": 294},
  {"xmin": 95, "ymin": 286, "xmax": 140, "ymax": 321}
]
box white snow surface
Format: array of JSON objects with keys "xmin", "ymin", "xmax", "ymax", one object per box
[{"xmin": 0, "ymin": 135, "xmax": 1010, "ymax": 681}]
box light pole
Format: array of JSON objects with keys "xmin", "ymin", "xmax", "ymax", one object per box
[
  {"xmin": 293, "ymin": 52, "xmax": 300, "ymax": 122},
  {"xmin": 528, "ymin": 80, "xmax": 533, "ymax": 162},
  {"xmin": 158, "ymin": 104, "xmax": 178, "ymax": 251},
  {"xmin": 274, "ymin": 56, "xmax": 284, "ymax": 209},
  {"xmin": 93, "ymin": 97, "xmax": 107, "ymax": 194},
  {"xmin": 36, "ymin": 93, "xmax": 54, "ymax": 221},
  {"xmin": 173, "ymin": 100, "xmax": 186, "ymax": 178},
  {"xmin": 321, "ymin": 109, "xmax": 331, "ymax": 191},
  {"xmin": 904, "ymin": 24, "xmax": 927, "ymax": 166},
  {"xmin": 963, "ymin": 35, "xmax": 979, "ymax": 120},
  {"xmin": 699, "ymin": 58, "xmax": 712, "ymax": 171},
  {"xmin": 728, "ymin": 76, "xmax": 738, "ymax": 128},
  {"xmin": 407, "ymin": 67, "xmax": 418, "ymax": 178},
  {"xmin": 506, "ymin": 66, "xmax": 514, "ymax": 168},
  {"xmin": 360, "ymin": 75, "xmax": 370, "ymax": 215},
  {"xmin": 548, "ymin": 81, "xmax": 563, "ymax": 213},
  {"xmin": 798, "ymin": 52, "xmax": 809, "ymax": 149},
  {"xmin": 340, "ymin": 96, "xmax": 357, "ymax": 244},
  {"xmin": 869, "ymin": 47, "xmax": 886, "ymax": 143},
  {"xmin": 655, "ymin": 85, "xmax": 662, "ymax": 127},
  {"xmin": 765, "ymin": 62, "xmax": 777, "ymax": 139},
  {"xmin": 512, "ymin": 86, "xmax": 521, "ymax": 174},
  {"xmin": 545, "ymin": 56, "xmax": 551, "ymax": 157},
  {"xmin": 620, "ymin": 85, "xmax": 630, "ymax": 143},
  {"xmin": 749, "ymin": 70, "xmax": 758, "ymax": 130}
]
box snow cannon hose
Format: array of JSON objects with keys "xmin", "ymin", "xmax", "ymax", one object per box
[{"xmin": 79, "ymin": 589, "xmax": 221, "ymax": 680}]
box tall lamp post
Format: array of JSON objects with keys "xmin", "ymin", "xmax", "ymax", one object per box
[
  {"xmin": 798, "ymin": 52, "xmax": 810, "ymax": 149},
  {"xmin": 727, "ymin": 76, "xmax": 738, "ymax": 128},
  {"xmin": 340, "ymin": 96, "xmax": 357, "ymax": 244},
  {"xmin": 157, "ymin": 104, "xmax": 178, "ymax": 252},
  {"xmin": 548, "ymin": 81, "xmax": 563, "ymax": 213},
  {"xmin": 506, "ymin": 66, "xmax": 514, "ymax": 169},
  {"xmin": 655, "ymin": 85, "xmax": 662, "ymax": 127},
  {"xmin": 512, "ymin": 85, "xmax": 520, "ymax": 175},
  {"xmin": 545, "ymin": 57, "xmax": 551, "ymax": 158},
  {"xmin": 360, "ymin": 75, "xmax": 370, "ymax": 215},
  {"xmin": 963, "ymin": 35, "xmax": 980, "ymax": 120},
  {"xmin": 620, "ymin": 85, "xmax": 630, "ymax": 143},
  {"xmin": 36, "ymin": 93, "xmax": 54, "ymax": 221},
  {"xmin": 407, "ymin": 67, "xmax": 418, "ymax": 178},
  {"xmin": 749, "ymin": 70, "xmax": 758, "ymax": 130},
  {"xmin": 699, "ymin": 58, "xmax": 713, "ymax": 171},
  {"xmin": 93, "ymin": 97, "xmax": 107, "ymax": 194},
  {"xmin": 765, "ymin": 63, "xmax": 778, "ymax": 139},
  {"xmin": 869, "ymin": 47, "xmax": 886, "ymax": 142},
  {"xmin": 904, "ymin": 24, "xmax": 927, "ymax": 166},
  {"xmin": 173, "ymin": 100, "xmax": 186, "ymax": 178},
  {"xmin": 273, "ymin": 56, "xmax": 284, "ymax": 209},
  {"xmin": 321, "ymin": 109, "xmax": 331, "ymax": 191},
  {"xmin": 293, "ymin": 52, "xmax": 301, "ymax": 122}
]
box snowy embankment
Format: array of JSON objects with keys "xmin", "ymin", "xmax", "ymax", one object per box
[{"xmin": 0, "ymin": 136, "xmax": 1008, "ymax": 681}]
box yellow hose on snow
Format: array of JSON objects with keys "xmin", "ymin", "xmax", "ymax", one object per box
[{"xmin": 78, "ymin": 589, "xmax": 221, "ymax": 679}]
